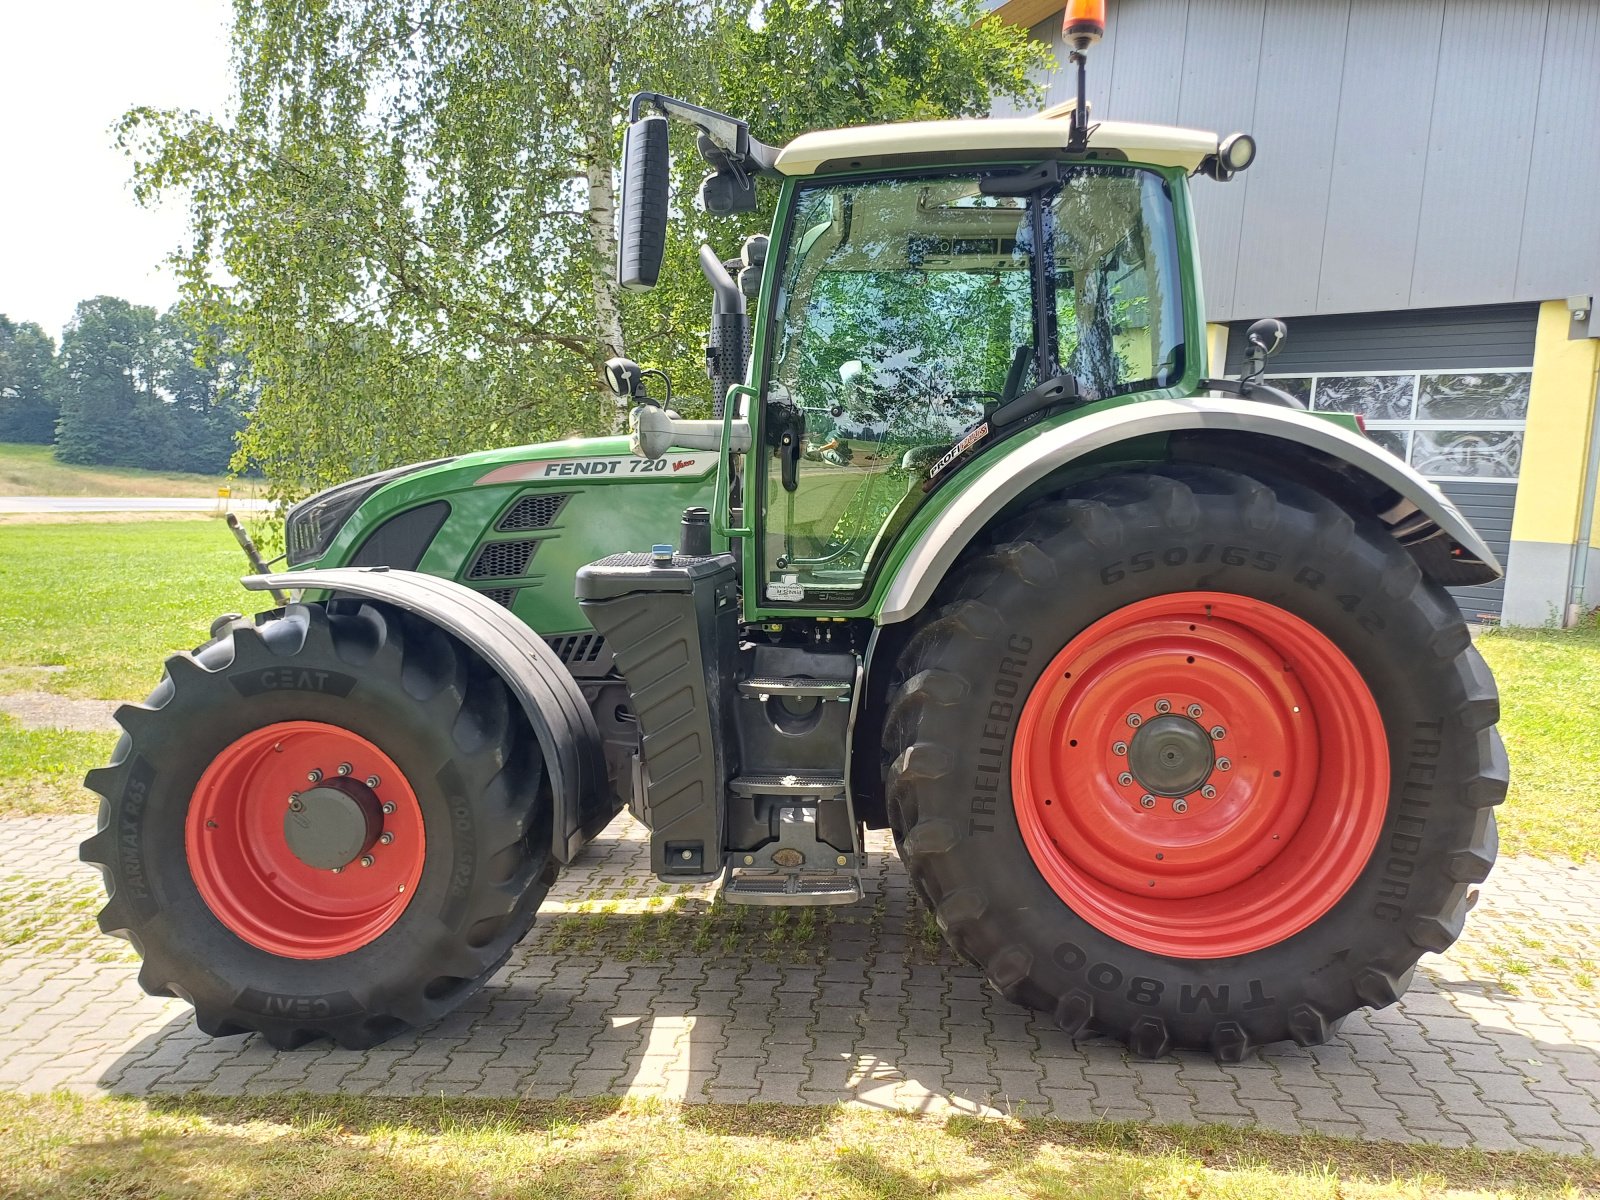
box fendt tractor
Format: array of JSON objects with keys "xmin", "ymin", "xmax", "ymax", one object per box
[{"xmin": 83, "ymin": 4, "xmax": 1506, "ymax": 1062}]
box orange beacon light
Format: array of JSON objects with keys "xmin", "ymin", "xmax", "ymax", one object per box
[{"xmin": 1063, "ymin": 0, "xmax": 1106, "ymax": 50}]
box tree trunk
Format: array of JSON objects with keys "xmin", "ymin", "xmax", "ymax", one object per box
[{"xmin": 584, "ymin": 147, "xmax": 627, "ymax": 433}]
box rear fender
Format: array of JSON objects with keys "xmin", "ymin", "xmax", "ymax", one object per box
[
  {"xmin": 877, "ymin": 396, "xmax": 1502, "ymax": 625},
  {"xmin": 244, "ymin": 568, "xmax": 613, "ymax": 863}
]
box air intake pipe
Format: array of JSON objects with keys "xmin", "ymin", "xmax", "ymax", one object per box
[{"xmin": 699, "ymin": 244, "xmax": 747, "ymax": 420}]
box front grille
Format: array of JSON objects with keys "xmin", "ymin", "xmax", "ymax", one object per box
[
  {"xmin": 467, "ymin": 539, "xmax": 539, "ymax": 580},
  {"xmin": 497, "ymin": 492, "xmax": 569, "ymax": 531},
  {"xmin": 544, "ymin": 633, "xmax": 614, "ymax": 677},
  {"xmin": 478, "ymin": 587, "xmax": 517, "ymax": 608}
]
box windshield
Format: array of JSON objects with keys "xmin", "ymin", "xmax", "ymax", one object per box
[{"xmin": 759, "ymin": 166, "xmax": 1185, "ymax": 607}]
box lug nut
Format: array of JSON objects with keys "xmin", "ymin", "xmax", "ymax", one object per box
[
  {"xmin": 1112, "ymin": 741, "xmax": 1128, "ymax": 756},
  {"xmin": 1217, "ymin": 758, "xmax": 1231, "ymax": 771},
  {"xmin": 379, "ymin": 832, "xmax": 395, "ymax": 845},
  {"xmin": 1201, "ymin": 785, "xmax": 1217, "ymax": 800},
  {"xmin": 288, "ymin": 796, "xmax": 304, "ymax": 812},
  {"xmin": 1139, "ymin": 794, "xmax": 1156, "ymax": 809},
  {"xmin": 381, "ymin": 801, "xmax": 396, "ymax": 815},
  {"xmin": 306, "ymin": 768, "xmax": 323, "ymax": 783},
  {"xmin": 337, "ymin": 763, "xmax": 352, "ymax": 776},
  {"xmin": 1173, "ymin": 798, "xmax": 1189, "ymax": 814},
  {"xmin": 1211, "ymin": 726, "xmax": 1226, "ymax": 740},
  {"xmin": 359, "ymin": 855, "xmax": 375, "ymax": 868},
  {"xmin": 1187, "ymin": 704, "xmax": 1203, "ymax": 718},
  {"xmin": 1155, "ymin": 699, "xmax": 1171, "ymax": 714},
  {"xmin": 332, "ymin": 866, "xmax": 343, "ymax": 874},
  {"xmin": 1126, "ymin": 713, "xmax": 1143, "ymax": 728},
  {"xmin": 366, "ymin": 775, "xmax": 380, "ymax": 788},
  {"xmin": 1118, "ymin": 772, "xmax": 1134, "ymax": 787}
]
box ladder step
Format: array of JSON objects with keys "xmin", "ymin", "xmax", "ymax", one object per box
[
  {"xmin": 738, "ymin": 676, "xmax": 852, "ymax": 700},
  {"xmin": 729, "ymin": 773, "xmax": 847, "ymax": 797},
  {"xmin": 723, "ymin": 870, "xmax": 863, "ymax": 906}
]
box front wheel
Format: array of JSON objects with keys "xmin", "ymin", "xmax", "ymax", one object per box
[
  {"xmin": 884, "ymin": 466, "xmax": 1505, "ymax": 1060},
  {"xmin": 81, "ymin": 601, "xmax": 555, "ymax": 1049}
]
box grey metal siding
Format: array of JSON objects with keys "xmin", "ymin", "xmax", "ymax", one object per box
[
  {"xmin": 1222, "ymin": 304, "xmax": 1539, "ymax": 374},
  {"xmin": 1003, "ymin": 0, "xmax": 1600, "ymax": 321}
]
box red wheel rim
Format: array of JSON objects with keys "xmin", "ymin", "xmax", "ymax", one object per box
[
  {"xmin": 1012, "ymin": 592, "xmax": 1388, "ymax": 958},
  {"xmin": 186, "ymin": 721, "xmax": 425, "ymax": 959}
]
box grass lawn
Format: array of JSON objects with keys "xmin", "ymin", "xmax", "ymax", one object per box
[
  {"xmin": 1476, "ymin": 614, "xmax": 1600, "ymax": 861},
  {"xmin": 0, "ymin": 441, "xmax": 243, "ymax": 498},
  {"xmin": 0, "ymin": 519, "xmax": 252, "ymax": 703},
  {"xmin": 0, "ymin": 718, "xmax": 118, "ymax": 818},
  {"xmin": 0, "ymin": 1092, "xmax": 1594, "ymax": 1200}
]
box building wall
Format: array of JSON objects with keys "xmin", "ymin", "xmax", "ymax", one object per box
[{"xmin": 993, "ymin": 0, "xmax": 1600, "ymax": 327}]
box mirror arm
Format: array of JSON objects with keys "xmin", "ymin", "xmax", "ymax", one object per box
[{"xmin": 628, "ymin": 91, "xmax": 781, "ymax": 176}]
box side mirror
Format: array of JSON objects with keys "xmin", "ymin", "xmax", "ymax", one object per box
[
  {"xmin": 1246, "ymin": 318, "xmax": 1287, "ymax": 359},
  {"xmin": 1242, "ymin": 317, "xmax": 1287, "ymax": 385},
  {"xmin": 617, "ymin": 115, "xmax": 670, "ymax": 291}
]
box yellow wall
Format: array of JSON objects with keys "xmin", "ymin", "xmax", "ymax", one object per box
[
  {"xmin": 1206, "ymin": 323, "xmax": 1229, "ymax": 377},
  {"xmin": 1508, "ymin": 301, "xmax": 1600, "ymax": 546}
]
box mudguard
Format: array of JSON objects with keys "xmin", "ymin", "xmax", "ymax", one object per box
[
  {"xmin": 244, "ymin": 568, "xmax": 614, "ymax": 863},
  {"xmin": 878, "ymin": 395, "xmax": 1503, "ymax": 624}
]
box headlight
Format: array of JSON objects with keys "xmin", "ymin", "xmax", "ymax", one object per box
[{"xmin": 285, "ymin": 459, "xmax": 455, "ymax": 567}]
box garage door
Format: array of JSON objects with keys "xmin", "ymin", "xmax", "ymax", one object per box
[{"xmin": 1225, "ymin": 304, "xmax": 1538, "ymax": 622}]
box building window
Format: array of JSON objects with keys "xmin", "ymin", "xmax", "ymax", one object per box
[{"xmin": 1264, "ymin": 370, "xmax": 1529, "ymax": 482}]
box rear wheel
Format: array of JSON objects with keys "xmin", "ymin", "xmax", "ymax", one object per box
[
  {"xmin": 81, "ymin": 601, "xmax": 556, "ymax": 1049},
  {"xmin": 884, "ymin": 466, "xmax": 1504, "ymax": 1059}
]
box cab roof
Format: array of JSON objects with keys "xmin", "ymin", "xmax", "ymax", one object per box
[{"xmin": 773, "ymin": 109, "xmax": 1220, "ymax": 177}]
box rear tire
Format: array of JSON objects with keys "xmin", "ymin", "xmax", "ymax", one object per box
[
  {"xmin": 81, "ymin": 601, "xmax": 556, "ymax": 1049},
  {"xmin": 884, "ymin": 466, "xmax": 1504, "ymax": 1059}
]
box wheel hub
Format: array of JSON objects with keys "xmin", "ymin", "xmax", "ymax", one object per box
[
  {"xmin": 186, "ymin": 721, "xmax": 426, "ymax": 959},
  {"xmin": 1126, "ymin": 714, "xmax": 1214, "ymax": 798},
  {"xmin": 285, "ymin": 779, "xmax": 383, "ymax": 870},
  {"xmin": 1010, "ymin": 591, "xmax": 1389, "ymax": 958}
]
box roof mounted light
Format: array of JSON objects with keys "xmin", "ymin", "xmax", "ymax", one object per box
[
  {"xmin": 1221, "ymin": 133, "xmax": 1257, "ymax": 172},
  {"xmin": 1062, "ymin": 0, "xmax": 1106, "ymax": 50},
  {"xmin": 1200, "ymin": 132, "xmax": 1258, "ymax": 181}
]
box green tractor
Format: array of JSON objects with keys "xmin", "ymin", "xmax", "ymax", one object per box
[{"xmin": 82, "ymin": 26, "xmax": 1505, "ymax": 1061}]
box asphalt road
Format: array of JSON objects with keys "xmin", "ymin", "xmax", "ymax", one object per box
[{"xmin": 0, "ymin": 496, "xmax": 277, "ymax": 514}]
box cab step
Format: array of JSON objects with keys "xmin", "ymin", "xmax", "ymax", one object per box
[
  {"xmin": 738, "ymin": 676, "xmax": 852, "ymax": 701},
  {"xmin": 729, "ymin": 773, "xmax": 847, "ymax": 798},
  {"xmin": 722, "ymin": 870, "xmax": 862, "ymax": 906}
]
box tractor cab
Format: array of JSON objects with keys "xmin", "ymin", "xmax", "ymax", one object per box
[{"xmin": 612, "ymin": 89, "xmax": 1240, "ymax": 618}]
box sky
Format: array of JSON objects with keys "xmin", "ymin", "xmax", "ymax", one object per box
[{"xmin": 0, "ymin": 1, "xmax": 232, "ymax": 343}]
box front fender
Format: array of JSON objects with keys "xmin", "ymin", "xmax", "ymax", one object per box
[
  {"xmin": 878, "ymin": 397, "xmax": 1502, "ymax": 624},
  {"xmin": 243, "ymin": 567, "xmax": 613, "ymax": 863}
]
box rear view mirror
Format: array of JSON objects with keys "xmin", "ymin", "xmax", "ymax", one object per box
[{"xmin": 618, "ymin": 115, "xmax": 670, "ymax": 291}]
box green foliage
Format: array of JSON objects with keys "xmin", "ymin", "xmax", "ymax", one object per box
[
  {"xmin": 118, "ymin": 0, "xmax": 1046, "ymax": 500},
  {"xmin": 0, "ymin": 317, "xmax": 63, "ymax": 444},
  {"xmin": 52, "ymin": 296, "xmax": 247, "ymax": 475}
]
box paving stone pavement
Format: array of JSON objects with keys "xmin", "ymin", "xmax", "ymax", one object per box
[{"xmin": 4, "ymin": 811, "xmax": 1600, "ymax": 1154}]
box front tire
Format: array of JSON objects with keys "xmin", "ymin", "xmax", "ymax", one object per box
[
  {"xmin": 884, "ymin": 467, "xmax": 1505, "ymax": 1059},
  {"xmin": 81, "ymin": 601, "xmax": 555, "ymax": 1049}
]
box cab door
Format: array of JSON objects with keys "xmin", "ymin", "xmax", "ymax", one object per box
[{"xmin": 754, "ymin": 172, "xmax": 1036, "ymax": 608}]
